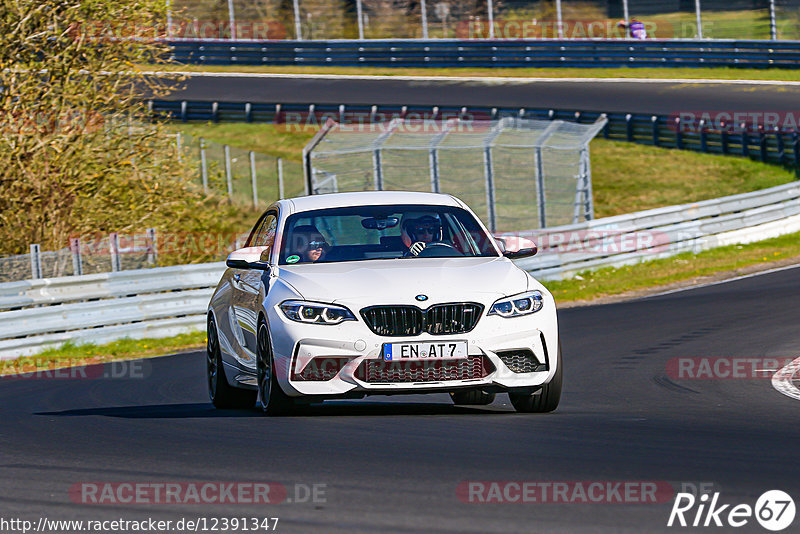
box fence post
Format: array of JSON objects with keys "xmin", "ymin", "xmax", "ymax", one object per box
[
  {"xmin": 482, "ymin": 146, "xmax": 497, "ymax": 232},
  {"xmin": 30, "ymin": 244, "xmax": 42, "ymax": 280},
  {"xmin": 699, "ymin": 119, "xmax": 708, "ymax": 152},
  {"xmin": 759, "ymin": 128, "xmax": 768, "ymax": 162},
  {"xmin": 293, "ymin": 0, "xmax": 302, "ymax": 40},
  {"xmin": 622, "ymin": 0, "xmax": 630, "ymax": 38},
  {"xmin": 769, "ymin": 0, "xmax": 777, "ymax": 40},
  {"xmin": 675, "ymin": 117, "xmax": 683, "ymax": 149},
  {"xmin": 555, "ymin": 0, "xmax": 563, "ymax": 39},
  {"xmin": 250, "ymin": 151, "xmax": 258, "ymax": 208},
  {"xmin": 776, "ymin": 127, "xmax": 785, "ymax": 164},
  {"xmin": 356, "ymin": 0, "xmax": 364, "ymax": 39},
  {"xmin": 146, "ymin": 228, "xmax": 158, "ymax": 266},
  {"xmin": 372, "ymin": 149, "xmax": 384, "ymax": 190},
  {"xmin": 429, "ymin": 148, "xmax": 440, "ymax": 193},
  {"xmin": 420, "ymin": 0, "xmax": 429, "ymax": 39},
  {"xmin": 534, "ymin": 147, "xmax": 547, "ymax": 228},
  {"xmin": 109, "ymin": 233, "xmax": 121, "ymax": 272},
  {"xmin": 227, "ymin": 0, "xmax": 236, "ymax": 39},
  {"xmin": 224, "ymin": 144, "xmax": 233, "ymax": 197},
  {"xmin": 487, "ymin": 0, "xmax": 495, "ymax": 39},
  {"xmin": 721, "ymin": 122, "xmax": 729, "ymax": 154},
  {"xmin": 694, "ymin": 0, "xmax": 703, "ymax": 39},
  {"xmin": 277, "ymin": 158, "xmax": 285, "ymax": 199},
  {"xmin": 200, "ymin": 138, "xmax": 209, "ymax": 192},
  {"xmin": 70, "ymin": 238, "xmax": 83, "ymax": 276},
  {"xmin": 176, "ymin": 132, "xmax": 182, "ymax": 162}
]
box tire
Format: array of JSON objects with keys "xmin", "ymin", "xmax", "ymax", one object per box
[
  {"xmin": 450, "ymin": 389, "xmax": 496, "ymax": 405},
  {"xmin": 257, "ymin": 319, "xmax": 295, "ymax": 416},
  {"xmin": 509, "ymin": 342, "xmax": 562, "ymax": 413},
  {"xmin": 207, "ymin": 315, "xmax": 257, "ymax": 409}
]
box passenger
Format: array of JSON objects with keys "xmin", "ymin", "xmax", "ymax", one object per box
[
  {"xmin": 291, "ymin": 225, "xmax": 329, "ymax": 263},
  {"xmin": 401, "ymin": 215, "xmax": 443, "ymax": 256}
]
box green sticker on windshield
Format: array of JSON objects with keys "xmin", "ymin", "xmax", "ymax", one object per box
[{"xmin": 286, "ymin": 255, "xmax": 300, "ymax": 264}]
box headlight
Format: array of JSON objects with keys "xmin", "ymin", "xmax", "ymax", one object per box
[
  {"xmin": 488, "ymin": 290, "xmax": 544, "ymax": 317},
  {"xmin": 280, "ymin": 300, "xmax": 356, "ymax": 325}
]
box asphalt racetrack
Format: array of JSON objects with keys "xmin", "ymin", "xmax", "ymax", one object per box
[
  {"xmin": 1, "ymin": 266, "xmax": 799, "ymax": 533},
  {"xmin": 162, "ymin": 74, "xmax": 800, "ymax": 115}
]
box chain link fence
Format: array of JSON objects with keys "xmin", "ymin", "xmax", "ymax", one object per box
[
  {"xmin": 164, "ymin": 0, "xmax": 800, "ymax": 40},
  {"xmin": 305, "ymin": 116, "xmax": 607, "ymax": 233}
]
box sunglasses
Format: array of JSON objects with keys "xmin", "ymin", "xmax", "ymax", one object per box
[
  {"xmin": 307, "ymin": 241, "xmax": 327, "ymax": 249},
  {"xmin": 414, "ymin": 226, "xmax": 438, "ymax": 234}
]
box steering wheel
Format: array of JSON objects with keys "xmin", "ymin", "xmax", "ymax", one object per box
[{"xmin": 416, "ymin": 242, "xmax": 463, "ymax": 258}]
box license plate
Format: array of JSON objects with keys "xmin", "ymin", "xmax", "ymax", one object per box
[{"xmin": 383, "ymin": 341, "xmax": 468, "ymax": 361}]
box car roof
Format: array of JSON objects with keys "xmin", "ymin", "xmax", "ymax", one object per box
[{"xmin": 282, "ymin": 191, "xmax": 462, "ymax": 215}]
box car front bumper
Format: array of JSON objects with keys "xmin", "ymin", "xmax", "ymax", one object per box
[{"xmin": 266, "ymin": 300, "xmax": 559, "ymax": 398}]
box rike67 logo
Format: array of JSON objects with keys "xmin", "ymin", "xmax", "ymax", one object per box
[{"xmin": 668, "ymin": 490, "xmax": 795, "ymax": 531}]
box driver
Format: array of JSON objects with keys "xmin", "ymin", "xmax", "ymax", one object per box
[
  {"xmin": 401, "ymin": 215, "xmax": 443, "ymax": 256},
  {"xmin": 291, "ymin": 225, "xmax": 329, "ymax": 263}
]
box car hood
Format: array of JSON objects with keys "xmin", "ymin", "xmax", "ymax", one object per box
[{"xmin": 275, "ymin": 256, "xmax": 529, "ymax": 306}]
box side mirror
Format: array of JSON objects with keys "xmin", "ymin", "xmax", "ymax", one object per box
[
  {"xmin": 496, "ymin": 235, "xmax": 537, "ymax": 259},
  {"xmin": 226, "ymin": 246, "xmax": 272, "ymax": 270}
]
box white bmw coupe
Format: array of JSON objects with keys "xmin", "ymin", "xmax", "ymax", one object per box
[{"xmin": 206, "ymin": 191, "xmax": 561, "ymax": 414}]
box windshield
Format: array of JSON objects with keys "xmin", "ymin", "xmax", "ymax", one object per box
[{"xmin": 279, "ymin": 204, "xmax": 499, "ymax": 265}]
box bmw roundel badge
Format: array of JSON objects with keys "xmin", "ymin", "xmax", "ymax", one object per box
[{"xmin": 415, "ymin": 294, "xmax": 428, "ymax": 302}]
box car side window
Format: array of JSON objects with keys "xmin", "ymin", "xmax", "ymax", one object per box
[{"xmin": 253, "ymin": 213, "xmax": 278, "ymax": 247}]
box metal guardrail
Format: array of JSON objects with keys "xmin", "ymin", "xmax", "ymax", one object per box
[
  {"xmin": 2, "ymin": 180, "xmax": 800, "ymax": 359},
  {"xmin": 166, "ymin": 39, "xmax": 800, "ymax": 68},
  {"xmin": 0, "ymin": 263, "xmax": 225, "ymax": 359},
  {"xmin": 510, "ymin": 180, "xmax": 800, "ymax": 279},
  {"xmin": 150, "ymin": 100, "xmax": 800, "ymax": 169}
]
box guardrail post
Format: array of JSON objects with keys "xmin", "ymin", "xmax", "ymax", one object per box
[
  {"xmin": 146, "ymin": 228, "xmax": 158, "ymax": 266},
  {"xmin": 651, "ymin": 115, "xmax": 659, "ymax": 146},
  {"xmin": 721, "ymin": 122, "xmax": 729, "ymax": 154},
  {"xmin": 625, "ymin": 114, "xmax": 633, "ymax": 142},
  {"xmin": 699, "ymin": 119, "xmax": 708, "ymax": 152},
  {"xmin": 250, "ymin": 151, "xmax": 258, "ymax": 208},
  {"xmin": 277, "ymin": 157, "xmax": 285, "ymax": 199},
  {"xmin": 759, "ymin": 128, "xmax": 768, "ymax": 162},
  {"xmin": 776, "ymin": 128, "xmax": 785, "ymax": 164},
  {"xmin": 483, "ymin": 146, "xmax": 497, "ymax": 232},
  {"xmin": 180, "ymin": 100, "xmax": 187, "ymax": 122},
  {"xmin": 211, "ymin": 102, "xmax": 219, "ymax": 123},
  {"xmin": 224, "ymin": 144, "xmax": 233, "ymax": 197},
  {"xmin": 109, "ymin": 233, "xmax": 121, "ymax": 272},
  {"xmin": 200, "ymin": 138, "xmax": 209, "ymax": 192},
  {"xmin": 70, "ymin": 238, "xmax": 83, "ymax": 276},
  {"xmin": 675, "ymin": 117, "xmax": 683, "ymax": 150},
  {"xmin": 741, "ymin": 123, "xmax": 749, "ymax": 158},
  {"xmin": 245, "ymin": 102, "xmax": 252, "ymax": 123},
  {"xmin": 602, "ymin": 113, "xmax": 609, "ymax": 139},
  {"xmin": 792, "ymin": 131, "xmax": 799, "ymax": 170},
  {"xmin": 30, "ymin": 244, "xmax": 42, "ymax": 280}
]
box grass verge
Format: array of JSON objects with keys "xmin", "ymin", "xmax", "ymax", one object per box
[
  {"xmin": 149, "ymin": 64, "xmax": 800, "ymax": 82},
  {"xmin": 547, "ymin": 231, "xmax": 800, "ymax": 303},
  {"xmin": 0, "ymin": 331, "xmax": 206, "ymax": 376}
]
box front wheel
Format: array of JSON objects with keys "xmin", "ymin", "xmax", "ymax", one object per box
[
  {"xmin": 257, "ymin": 319, "xmax": 295, "ymax": 416},
  {"xmin": 509, "ymin": 343, "xmax": 562, "ymax": 413},
  {"xmin": 207, "ymin": 315, "xmax": 256, "ymax": 409}
]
